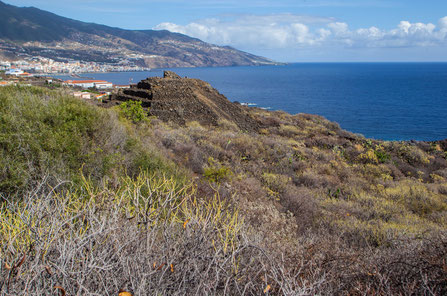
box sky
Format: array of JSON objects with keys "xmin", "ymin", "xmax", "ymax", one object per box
[{"xmin": 4, "ymin": 0, "xmax": 447, "ymax": 62}]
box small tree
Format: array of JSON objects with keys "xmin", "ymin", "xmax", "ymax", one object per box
[{"xmin": 119, "ymin": 100, "xmax": 149, "ymax": 123}]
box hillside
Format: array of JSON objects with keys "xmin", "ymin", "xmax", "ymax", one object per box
[
  {"xmin": 0, "ymin": 82, "xmax": 446, "ymax": 295},
  {"xmin": 106, "ymin": 71, "xmax": 260, "ymax": 131},
  {"xmin": 0, "ymin": 1, "xmax": 276, "ymax": 68}
]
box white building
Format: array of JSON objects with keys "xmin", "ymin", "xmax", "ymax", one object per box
[
  {"xmin": 73, "ymin": 92, "xmax": 91, "ymax": 99},
  {"xmin": 64, "ymin": 80, "xmax": 113, "ymax": 89},
  {"xmin": 94, "ymin": 81, "xmax": 113, "ymax": 89},
  {"xmin": 0, "ymin": 62, "xmax": 11, "ymax": 70},
  {"xmin": 114, "ymin": 85, "xmax": 130, "ymax": 89},
  {"xmin": 5, "ymin": 69, "xmax": 24, "ymax": 76}
]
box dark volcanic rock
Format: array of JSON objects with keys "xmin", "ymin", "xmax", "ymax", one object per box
[
  {"xmin": 163, "ymin": 71, "xmax": 182, "ymax": 79},
  {"xmin": 107, "ymin": 71, "xmax": 259, "ymax": 131}
]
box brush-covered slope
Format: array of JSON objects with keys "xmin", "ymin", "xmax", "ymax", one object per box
[
  {"xmin": 0, "ymin": 1, "xmax": 276, "ymax": 68},
  {"xmin": 1, "ymin": 83, "xmax": 446, "ymax": 295}
]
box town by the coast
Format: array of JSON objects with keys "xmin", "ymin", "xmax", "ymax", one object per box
[
  {"xmin": 0, "ymin": 56, "xmax": 133, "ymax": 99},
  {"xmin": 0, "ymin": 55, "xmax": 149, "ymax": 74}
]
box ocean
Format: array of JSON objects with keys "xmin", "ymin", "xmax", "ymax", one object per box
[{"xmin": 59, "ymin": 63, "xmax": 447, "ymax": 141}]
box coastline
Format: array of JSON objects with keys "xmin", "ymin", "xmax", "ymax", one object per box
[{"xmin": 49, "ymin": 63, "xmax": 447, "ymax": 142}]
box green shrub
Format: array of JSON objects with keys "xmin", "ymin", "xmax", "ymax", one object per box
[
  {"xmin": 203, "ymin": 157, "xmax": 232, "ymax": 183},
  {"xmin": 375, "ymin": 149, "xmax": 391, "ymax": 163},
  {"xmin": 0, "ymin": 86, "xmax": 111, "ymax": 192},
  {"xmin": 0, "ymin": 86, "xmax": 172, "ymax": 194},
  {"xmin": 119, "ymin": 100, "xmax": 148, "ymax": 123}
]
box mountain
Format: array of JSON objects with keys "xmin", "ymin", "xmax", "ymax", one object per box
[{"xmin": 0, "ymin": 1, "xmax": 276, "ymax": 68}]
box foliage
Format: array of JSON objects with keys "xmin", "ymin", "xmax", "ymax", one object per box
[
  {"xmin": 0, "ymin": 86, "xmax": 177, "ymax": 195},
  {"xmin": 1, "ymin": 85, "xmax": 447, "ymax": 294},
  {"xmin": 80, "ymin": 88, "xmax": 99, "ymax": 94},
  {"xmin": 203, "ymin": 157, "xmax": 233, "ymax": 183},
  {"xmin": 374, "ymin": 146, "xmax": 391, "ymax": 163},
  {"xmin": 0, "ymin": 86, "xmax": 109, "ymax": 192},
  {"xmin": 119, "ymin": 100, "xmax": 149, "ymax": 124},
  {"xmin": 0, "ymin": 174, "xmax": 305, "ymax": 295},
  {"xmin": 45, "ymin": 82, "xmax": 62, "ymax": 89}
]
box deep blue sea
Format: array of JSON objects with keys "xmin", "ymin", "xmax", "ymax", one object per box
[{"xmin": 61, "ymin": 63, "xmax": 447, "ymax": 141}]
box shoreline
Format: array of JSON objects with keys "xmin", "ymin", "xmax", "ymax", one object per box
[{"xmin": 10, "ymin": 63, "xmax": 447, "ymax": 142}]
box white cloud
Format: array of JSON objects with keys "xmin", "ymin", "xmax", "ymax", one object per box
[
  {"xmin": 155, "ymin": 14, "xmax": 333, "ymax": 49},
  {"xmin": 154, "ymin": 14, "xmax": 447, "ymax": 50}
]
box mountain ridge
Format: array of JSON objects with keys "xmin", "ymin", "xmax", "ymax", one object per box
[{"xmin": 0, "ymin": 1, "xmax": 277, "ymax": 68}]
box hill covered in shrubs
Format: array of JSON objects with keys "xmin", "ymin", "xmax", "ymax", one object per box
[{"xmin": 0, "ymin": 84, "xmax": 446, "ymax": 295}]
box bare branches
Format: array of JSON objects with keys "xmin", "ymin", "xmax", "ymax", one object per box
[{"xmin": 0, "ymin": 173, "xmax": 314, "ymax": 295}]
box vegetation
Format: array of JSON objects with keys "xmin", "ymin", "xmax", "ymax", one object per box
[
  {"xmin": 203, "ymin": 157, "xmax": 233, "ymax": 183},
  {"xmin": 1, "ymin": 85, "xmax": 446, "ymax": 295},
  {"xmin": 1, "ymin": 173, "xmax": 289, "ymax": 295},
  {"xmin": 150, "ymin": 109, "xmax": 447, "ymax": 294},
  {"xmin": 0, "ymin": 85, "xmax": 179, "ymax": 195},
  {"xmin": 119, "ymin": 100, "xmax": 149, "ymax": 124}
]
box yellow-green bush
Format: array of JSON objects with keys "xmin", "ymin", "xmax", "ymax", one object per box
[
  {"xmin": 262, "ymin": 172, "xmax": 290, "ymax": 197},
  {"xmin": 203, "ymin": 157, "xmax": 233, "ymax": 183}
]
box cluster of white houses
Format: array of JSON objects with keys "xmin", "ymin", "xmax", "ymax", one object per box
[
  {"xmin": 4, "ymin": 69, "xmax": 34, "ymax": 77},
  {"xmin": 3, "ymin": 67, "xmax": 129, "ymax": 91}
]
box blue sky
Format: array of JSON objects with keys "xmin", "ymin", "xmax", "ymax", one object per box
[{"xmin": 4, "ymin": 0, "xmax": 447, "ymax": 62}]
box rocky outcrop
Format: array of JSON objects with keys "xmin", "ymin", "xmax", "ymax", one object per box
[
  {"xmin": 106, "ymin": 71, "xmax": 259, "ymax": 131},
  {"xmin": 163, "ymin": 71, "xmax": 182, "ymax": 79}
]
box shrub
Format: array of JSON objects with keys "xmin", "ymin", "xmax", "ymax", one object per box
[
  {"xmin": 203, "ymin": 157, "xmax": 232, "ymax": 183},
  {"xmin": 119, "ymin": 100, "xmax": 148, "ymax": 123},
  {"xmin": 262, "ymin": 172, "xmax": 290, "ymax": 196},
  {"xmin": 0, "ymin": 174, "xmax": 304, "ymax": 295},
  {"xmin": 398, "ymin": 144, "xmax": 431, "ymax": 165},
  {"xmin": 281, "ymin": 185, "xmax": 318, "ymax": 231},
  {"xmin": 358, "ymin": 149, "xmax": 379, "ymax": 164},
  {"xmin": 384, "ymin": 182, "xmax": 447, "ymax": 217},
  {"xmin": 0, "ymin": 86, "xmax": 174, "ymax": 195},
  {"xmin": 0, "ymin": 86, "xmax": 123, "ymax": 193},
  {"xmin": 375, "ymin": 148, "xmax": 391, "ymax": 163}
]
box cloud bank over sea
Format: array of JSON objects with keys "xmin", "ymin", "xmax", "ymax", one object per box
[{"xmin": 155, "ymin": 14, "xmax": 447, "ymax": 61}]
